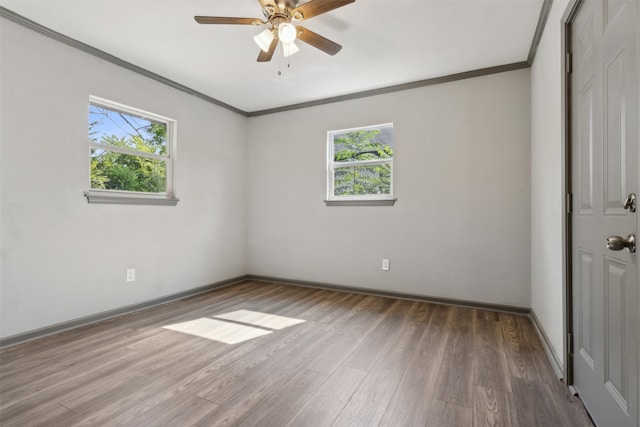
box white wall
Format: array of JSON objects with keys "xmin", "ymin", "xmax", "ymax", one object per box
[
  {"xmin": 0, "ymin": 19, "xmax": 247, "ymax": 338},
  {"xmin": 530, "ymin": 0, "xmax": 570, "ymax": 368},
  {"xmin": 247, "ymin": 69, "xmax": 532, "ymax": 307}
]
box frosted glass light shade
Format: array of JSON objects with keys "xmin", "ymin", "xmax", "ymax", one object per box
[
  {"xmin": 278, "ymin": 23, "xmax": 297, "ymax": 44},
  {"xmin": 254, "ymin": 28, "xmax": 274, "ymax": 52},
  {"xmin": 282, "ymin": 41, "xmax": 300, "ymax": 57}
]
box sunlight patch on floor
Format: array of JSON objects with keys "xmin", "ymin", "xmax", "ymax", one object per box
[
  {"xmin": 213, "ymin": 309, "xmax": 305, "ymax": 330},
  {"xmin": 163, "ymin": 318, "xmax": 271, "ymax": 344},
  {"xmin": 163, "ymin": 310, "xmax": 305, "ymax": 344}
]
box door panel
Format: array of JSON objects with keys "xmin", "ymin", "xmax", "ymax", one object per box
[
  {"xmin": 578, "ymin": 249, "xmax": 594, "ymax": 367},
  {"xmin": 604, "ymin": 0, "xmax": 625, "ymax": 29},
  {"xmin": 571, "ymin": 1, "xmax": 638, "ymax": 426},
  {"xmin": 604, "ymin": 45, "xmax": 629, "ymax": 214},
  {"xmin": 579, "ymin": 84, "xmax": 594, "ymax": 213},
  {"xmin": 604, "ymin": 256, "xmax": 627, "ymax": 408}
]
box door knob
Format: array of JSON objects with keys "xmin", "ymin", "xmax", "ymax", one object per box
[
  {"xmin": 606, "ymin": 234, "xmax": 636, "ymax": 253},
  {"xmin": 623, "ymin": 193, "xmax": 636, "ymax": 212}
]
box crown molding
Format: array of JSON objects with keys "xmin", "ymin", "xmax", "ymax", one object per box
[
  {"xmin": 527, "ymin": 0, "xmax": 554, "ymax": 65},
  {"xmin": 249, "ymin": 62, "xmax": 530, "ymax": 117}
]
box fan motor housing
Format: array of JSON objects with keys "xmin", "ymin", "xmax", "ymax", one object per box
[{"xmin": 269, "ymin": 13, "xmax": 290, "ymax": 26}]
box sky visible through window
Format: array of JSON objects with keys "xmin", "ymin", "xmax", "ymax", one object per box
[{"xmin": 89, "ymin": 105, "xmax": 160, "ymax": 146}]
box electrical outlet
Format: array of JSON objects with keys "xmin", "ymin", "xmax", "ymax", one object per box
[
  {"xmin": 126, "ymin": 268, "xmax": 135, "ymax": 282},
  {"xmin": 382, "ymin": 259, "xmax": 390, "ymax": 271}
]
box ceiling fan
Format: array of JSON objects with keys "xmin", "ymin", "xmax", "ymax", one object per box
[{"xmin": 194, "ymin": 0, "xmax": 356, "ymax": 62}]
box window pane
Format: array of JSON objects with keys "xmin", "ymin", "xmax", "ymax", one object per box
[
  {"xmin": 332, "ymin": 124, "xmax": 393, "ymax": 163},
  {"xmin": 333, "ymin": 163, "xmax": 392, "ymax": 196},
  {"xmin": 89, "ymin": 104, "xmax": 167, "ymax": 156},
  {"xmin": 91, "ymin": 149, "xmax": 166, "ymax": 193}
]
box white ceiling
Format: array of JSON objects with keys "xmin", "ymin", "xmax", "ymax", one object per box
[{"xmin": 0, "ymin": 0, "xmax": 544, "ymax": 113}]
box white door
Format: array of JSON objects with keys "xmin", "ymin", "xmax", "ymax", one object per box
[{"xmin": 571, "ymin": 0, "xmax": 638, "ymax": 426}]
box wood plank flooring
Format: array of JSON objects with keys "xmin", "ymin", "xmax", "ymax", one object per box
[{"xmin": 0, "ymin": 281, "xmax": 594, "ymax": 426}]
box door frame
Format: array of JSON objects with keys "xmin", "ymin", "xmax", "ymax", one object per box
[{"xmin": 561, "ymin": 0, "xmax": 583, "ymax": 386}]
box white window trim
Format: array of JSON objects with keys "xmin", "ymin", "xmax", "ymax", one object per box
[
  {"xmin": 326, "ymin": 122, "xmax": 396, "ymax": 206},
  {"xmin": 85, "ymin": 96, "xmax": 178, "ymax": 206}
]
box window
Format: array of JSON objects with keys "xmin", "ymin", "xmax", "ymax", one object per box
[
  {"xmin": 85, "ymin": 96, "xmax": 178, "ymax": 205},
  {"xmin": 326, "ymin": 123, "xmax": 395, "ymax": 205}
]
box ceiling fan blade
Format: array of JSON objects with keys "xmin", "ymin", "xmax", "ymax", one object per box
[
  {"xmin": 194, "ymin": 16, "xmax": 264, "ymax": 25},
  {"xmin": 257, "ymin": 37, "xmax": 279, "ymax": 62},
  {"xmin": 296, "ymin": 26, "xmax": 342, "ymax": 55},
  {"xmin": 291, "ymin": 0, "xmax": 355, "ymax": 21}
]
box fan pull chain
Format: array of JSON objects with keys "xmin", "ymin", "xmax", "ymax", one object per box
[
  {"xmin": 277, "ymin": 42, "xmax": 283, "ymax": 76},
  {"xmin": 275, "ymin": 42, "xmax": 293, "ymax": 76},
  {"xmin": 277, "ymin": 62, "xmax": 292, "ymax": 76}
]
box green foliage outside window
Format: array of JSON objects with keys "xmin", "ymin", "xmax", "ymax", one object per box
[
  {"xmin": 89, "ymin": 106, "xmax": 168, "ymax": 193},
  {"xmin": 333, "ymin": 129, "xmax": 393, "ymax": 196}
]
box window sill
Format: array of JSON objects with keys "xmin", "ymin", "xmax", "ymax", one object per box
[
  {"xmin": 324, "ymin": 198, "xmax": 397, "ymax": 207},
  {"xmin": 84, "ymin": 191, "xmax": 179, "ymax": 206}
]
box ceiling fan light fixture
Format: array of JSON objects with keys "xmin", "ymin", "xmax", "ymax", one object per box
[
  {"xmin": 282, "ymin": 41, "xmax": 300, "ymax": 57},
  {"xmin": 278, "ymin": 22, "xmax": 297, "ymax": 44},
  {"xmin": 194, "ymin": 0, "xmax": 354, "ymax": 63},
  {"xmin": 253, "ymin": 28, "xmax": 274, "ymax": 52}
]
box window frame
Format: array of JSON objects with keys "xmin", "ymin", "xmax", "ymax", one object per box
[
  {"xmin": 84, "ymin": 96, "xmax": 178, "ymax": 206},
  {"xmin": 326, "ymin": 122, "xmax": 396, "ymax": 206}
]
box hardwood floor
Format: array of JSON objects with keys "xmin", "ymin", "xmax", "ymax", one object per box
[{"xmin": 0, "ymin": 281, "xmax": 594, "ymax": 426}]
